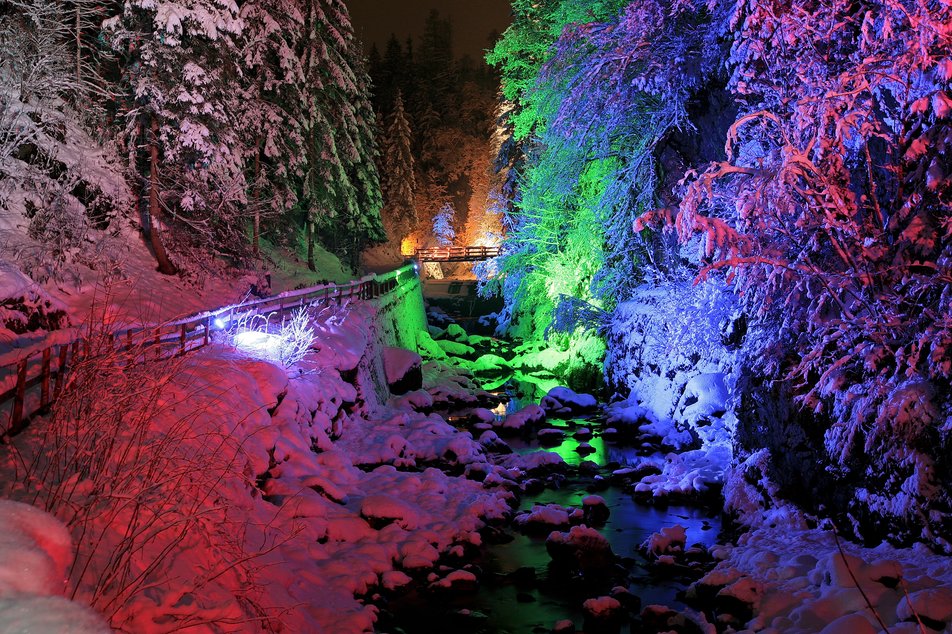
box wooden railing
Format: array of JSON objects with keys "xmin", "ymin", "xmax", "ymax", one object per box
[
  {"xmin": 414, "ymin": 245, "xmax": 501, "ymax": 263},
  {"xmin": 0, "ymin": 263, "xmax": 418, "ymax": 438}
]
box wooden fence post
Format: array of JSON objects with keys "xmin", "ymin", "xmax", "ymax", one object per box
[
  {"xmin": 179, "ymin": 323, "xmax": 187, "ymax": 355},
  {"xmin": 53, "ymin": 345, "xmax": 68, "ymax": 399},
  {"xmin": 40, "ymin": 348, "xmax": 51, "ymax": 409},
  {"xmin": 11, "ymin": 358, "xmax": 28, "ymax": 432}
]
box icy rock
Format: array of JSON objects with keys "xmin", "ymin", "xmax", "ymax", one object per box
[
  {"xmin": 582, "ymin": 595, "xmax": 624, "ymax": 632},
  {"xmin": 552, "ymin": 619, "xmax": 576, "ymax": 633},
  {"xmin": 896, "ymin": 587, "xmax": 952, "ymax": 624},
  {"xmin": 546, "ymin": 525, "xmax": 614, "ymax": 574},
  {"xmin": 445, "ymin": 323, "xmax": 468, "ymax": 342},
  {"xmin": 575, "ymin": 442, "xmax": 596, "ymax": 455},
  {"xmin": 437, "ymin": 339, "xmax": 476, "ymax": 357},
  {"xmin": 643, "ymin": 525, "xmax": 687, "ymax": 558},
  {"xmin": 497, "ymin": 404, "xmax": 546, "ymax": 435},
  {"xmin": 428, "ymin": 569, "xmax": 478, "ymax": 593},
  {"xmin": 538, "ymin": 428, "xmax": 566, "ymax": 445},
  {"xmin": 541, "ymin": 387, "xmax": 598, "ymax": 416},
  {"xmin": 640, "ymin": 605, "xmax": 702, "ymax": 634},
  {"xmin": 360, "ymin": 494, "xmax": 423, "ymax": 530},
  {"xmin": 573, "ymin": 427, "xmax": 593, "ymax": 440},
  {"xmin": 383, "ymin": 347, "xmax": 423, "ymax": 395},
  {"xmin": 582, "ymin": 495, "xmax": 610, "ymax": 524}
]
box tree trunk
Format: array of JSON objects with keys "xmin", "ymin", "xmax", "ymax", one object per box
[
  {"xmin": 252, "ymin": 140, "xmax": 261, "ymax": 255},
  {"xmin": 147, "ymin": 117, "xmax": 176, "ymax": 275},
  {"xmin": 75, "ymin": 5, "xmax": 81, "ymax": 90},
  {"xmin": 307, "ymin": 219, "xmax": 316, "ymax": 272}
]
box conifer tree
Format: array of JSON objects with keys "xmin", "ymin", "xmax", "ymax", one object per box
[
  {"xmin": 300, "ymin": 0, "xmax": 383, "ymax": 271},
  {"xmin": 106, "ymin": 0, "xmax": 246, "ymax": 273},
  {"xmin": 380, "ymin": 91, "xmax": 417, "ymax": 242}
]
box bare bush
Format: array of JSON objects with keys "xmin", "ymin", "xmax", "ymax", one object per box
[{"xmin": 1, "ymin": 304, "xmax": 292, "ymax": 631}]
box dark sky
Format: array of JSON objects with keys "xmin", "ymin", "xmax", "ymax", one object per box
[{"xmin": 346, "ymin": 0, "xmax": 513, "ymax": 60}]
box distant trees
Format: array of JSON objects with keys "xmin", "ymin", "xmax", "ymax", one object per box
[{"xmin": 367, "ymin": 11, "xmax": 500, "ymax": 261}]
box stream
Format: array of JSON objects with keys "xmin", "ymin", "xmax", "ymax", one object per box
[{"xmin": 375, "ymin": 303, "xmax": 724, "ymax": 633}]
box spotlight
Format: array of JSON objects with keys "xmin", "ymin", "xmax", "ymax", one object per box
[{"xmin": 213, "ymin": 317, "xmax": 228, "ymax": 330}]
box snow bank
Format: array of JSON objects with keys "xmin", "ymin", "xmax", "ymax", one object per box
[
  {"xmin": 0, "ymin": 500, "xmax": 108, "ymax": 632},
  {"xmin": 691, "ymin": 525, "xmax": 952, "ymax": 633}
]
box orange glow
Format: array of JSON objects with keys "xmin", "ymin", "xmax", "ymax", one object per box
[{"xmin": 400, "ymin": 236, "xmax": 416, "ymax": 256}]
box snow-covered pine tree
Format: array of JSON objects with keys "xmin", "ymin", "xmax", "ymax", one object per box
[
  {"xmin": 239, "ymin": 0, "xmax": 307, "ymax": 253},
  {"xmin": 105, "ymin": 0, "xmax": 246, "ymax": 274},
  {"xmin": 300, "ymin": 0, "xmax": 383, "ymax": 272},
  {"xmin": 379, "ymin": 91, "xmax": 417, "ymax": 243},
  {"xmin": 432, "ymin": 202, "xmax": 456, "ymax": 246}
]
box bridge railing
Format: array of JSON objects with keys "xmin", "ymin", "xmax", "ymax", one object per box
[
  {"xmin": 0, "ymin": 263, "xmax": 418, "ymax": 438},
  {"xmin": 414, "ymin": 245, "xmax": 501, "ymax": 262}
]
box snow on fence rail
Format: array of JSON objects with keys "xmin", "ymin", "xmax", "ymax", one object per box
[
  {"xmin": 0, "ymin": 263, "xmax": 418, "ymax": 438},
  {"xmin": 414, "ymin": 245, "xmax": 501, "ymax": 262}
]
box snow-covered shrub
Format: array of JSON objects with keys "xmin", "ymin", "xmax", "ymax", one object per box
[
  {"xmin": 606, "ymin": 278, "xmax": 740, "ymax": 426},
  {"xmin": 637, "ymin": 0, "xmax": 952, "ymax": 544},
  {"xmin": 231, "ymin": 306, "xmax": 316, "ymax": 367}
]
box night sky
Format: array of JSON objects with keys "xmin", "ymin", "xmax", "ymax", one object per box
[{"xmin": 346, "ymin": 0, "xmax": 513, "ymax": 60}]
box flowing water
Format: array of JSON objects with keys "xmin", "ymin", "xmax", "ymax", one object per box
[{"xmin": 379, "ymin": 387, "xmax": 722, "ymax": 634}]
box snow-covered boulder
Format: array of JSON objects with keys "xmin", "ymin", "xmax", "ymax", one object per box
[
  {"xmin": 582, "ymin": 595, "xmax": 624, "ymax": 632},
  {"xmin": 360, "ymin": 494, "xmax": 424, "ymax": 530},
  {"xmin": 469, "ymin": 353, "xmax": 511, "ymax": 379},
  {"xmin": 514, "ymin": 503, "xmax": 580, "ymax": 531},
  {"xmin": 541, "ymin": 387, "xmax": 598, "ymax": 417},
  {"xmin": 444, "ymin": 323, "xmax": 468, "ymax": 342},
  {"xmin": 546, "ymin": 525, "xmax": 614, "ymax": 574},
  {"xmin": 437, "ymin": 339, "xmax": 476, "ymax": 358},
  {"xmin": 676, "ymin": 373, "xmax": 728, "ymax": 423},
  {"xmin": 642, "ymin": 525, "xmax": 687, "ymax": 559},
  {"xmin": 495, "ymin": 404, "xmax": 546, "ymax": 435},
  {"xmin": 582, "ymin": 495, "xmax": 610, "ymax": 524},
  {"xmin": 0, "ymin": 500, "xmax": 73, "ymax": 596},
  {"xmin": 383, "ymin": 347, "xmax": 423, "ymax": 395},
  {"xmin": 0, "ymin": 500, "xmax": 108, "ymax": 632}
]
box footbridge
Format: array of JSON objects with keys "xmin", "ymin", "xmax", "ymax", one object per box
[{"xmin": 414, "ymin": 245, "xmax": 501, "ymax": 263}]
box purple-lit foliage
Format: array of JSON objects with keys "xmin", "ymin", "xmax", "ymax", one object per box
[{"xmin": 632, "ymin": 0, "xmax": 952, "ymax": 539}]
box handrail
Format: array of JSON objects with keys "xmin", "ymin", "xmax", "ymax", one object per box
[{"xmin": 0, "ymin": 263, "xmax": 418, "ymax": 438}]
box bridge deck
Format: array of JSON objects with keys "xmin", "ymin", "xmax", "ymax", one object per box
[{"xmin": 414, "ymin": 245, "xmax": 501, "ymax": 262}]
